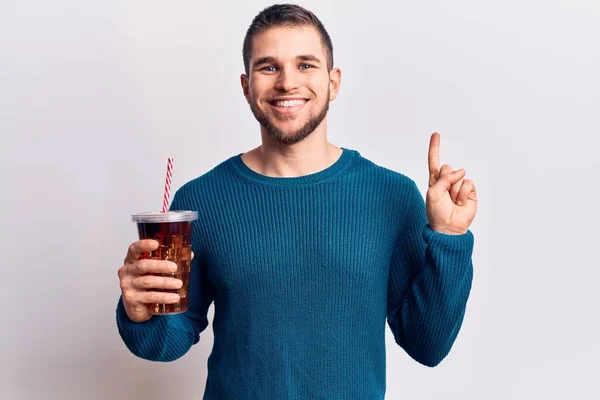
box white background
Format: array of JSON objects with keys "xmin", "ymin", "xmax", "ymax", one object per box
[{"xmin": 2, "ymin": 0, "xmax": 599, "ymax": 399}]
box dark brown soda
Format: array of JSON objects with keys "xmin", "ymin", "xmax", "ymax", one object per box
[{"xmin": 137, "ymin": 221, "xmax": 192, "ymax": 314}]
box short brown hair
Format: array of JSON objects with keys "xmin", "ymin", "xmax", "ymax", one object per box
[{"xmin": 242, "ymin": 4, "xmax": 334, "ymax": 75}]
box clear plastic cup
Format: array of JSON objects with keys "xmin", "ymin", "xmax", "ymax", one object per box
[{"xmin": 131, "ymin": 211, "xmax": 198, "ymax": 314}]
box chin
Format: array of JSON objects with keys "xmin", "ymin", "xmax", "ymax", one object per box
[{"xmin": 266, "ymin": 125, "xmax": 314, "ymax": 145}]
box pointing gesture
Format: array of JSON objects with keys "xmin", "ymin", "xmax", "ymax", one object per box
[{"xmin": 426, "ymin": 132, "xmax": 477, "ymax": 235}]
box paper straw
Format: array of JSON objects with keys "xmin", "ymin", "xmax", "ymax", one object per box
[{"xmin": 162, "ymin": 158, "xmax": 173, "ymax": 213}]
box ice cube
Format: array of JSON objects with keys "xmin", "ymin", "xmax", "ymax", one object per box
[
  {"xmin": 178, "ymin": 259, "xmax": 191, "ymax": 273},
  {"xmin": 179, "ymin": 245, "xmax": 191, "ymax": 261},
  {"xmin": 171, "ymin": 234, "xmax": 183, "ymax": 249},
  {"xmin": 150, "ymin": 245, "xmax": 169, "ymax": 260},
  {"xmin": 154, "ymin": 232, "xmax": 172, "ymax": 247},
  {"xmin": 166, "ymin": 247, "xmax": 178, "ymax": 261}
]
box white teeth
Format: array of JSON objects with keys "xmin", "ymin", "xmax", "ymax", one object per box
[{"xmin": 273, "ymin": 99, "xmax": 306, "ymax": 108}]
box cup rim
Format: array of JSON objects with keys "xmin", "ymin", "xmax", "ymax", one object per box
[{"xmin": 131, "ymin": 211, "xmax": 198, "ymax": 223}]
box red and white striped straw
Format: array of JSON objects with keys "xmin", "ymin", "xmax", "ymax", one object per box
[{"xmin": 162, "ymin": 158, "xmax": 174, "ymax": 213}]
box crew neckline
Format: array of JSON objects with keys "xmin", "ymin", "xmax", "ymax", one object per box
[{"xmin": 226, "ymin": 148, "xmax": 358, "ymax": 188}]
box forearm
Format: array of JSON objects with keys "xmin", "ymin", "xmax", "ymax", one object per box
[
  {"xmin": 388, "ymin": 226, "xmax": 474, "ymax": 367},
  {"xmin": 116, "ymin": 296, "xmax": 197, "ymax": 362}
]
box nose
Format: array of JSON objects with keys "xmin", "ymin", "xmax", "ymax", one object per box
[{"xmin": 274, "ymin": 67, "xmax": 300, "ymax": 92}]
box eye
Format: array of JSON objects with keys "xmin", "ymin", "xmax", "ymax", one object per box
[
  {"xmin": 299, "ymin": 64, "xmax": 314, "ymax": 70},
  {"xmin": 260, "ymin": 65, "xmax": 277, "ymax": 72}
]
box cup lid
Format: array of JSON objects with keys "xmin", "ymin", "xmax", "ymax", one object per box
[{"xmin": 131, "ymin": 211, "xmax": 198, "ymax": 223}]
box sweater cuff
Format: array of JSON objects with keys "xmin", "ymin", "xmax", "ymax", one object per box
[
  {"xmin": 423, "ymin": 224, "xmax": 474, "ymax": 254},
  {"xmin": 420, "ymin": 224, "xmax": 475, "ymax": 298},
  {"xmin": 422, "ymin": 224, "xmax": 474, "ymax": 280}
]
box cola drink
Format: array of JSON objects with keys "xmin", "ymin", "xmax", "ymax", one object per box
[{"xmin": 132, "ymin": 211, "xmax": 198, "ymax": 314}]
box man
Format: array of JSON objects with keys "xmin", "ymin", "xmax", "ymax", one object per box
[{"xmin": 116, "ymin": 4, "xmax": 478, "ymax": 399}]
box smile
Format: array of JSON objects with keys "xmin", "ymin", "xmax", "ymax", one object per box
[{"xmin": 268, "ymin": 99, "xmax": 308, "ymax": 114}]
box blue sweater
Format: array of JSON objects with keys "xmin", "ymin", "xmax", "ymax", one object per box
[{"xmin": 116, "ymin": 148, "xmax": 474, "ymax": 399}]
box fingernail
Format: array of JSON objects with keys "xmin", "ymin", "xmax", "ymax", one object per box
[
  {"xmin": 169, "ymin": 263, "xmax": 177, "ymax": 271},
  {"xmin": 458, "ymin": 201, "xmax": 464, "ymax": 206}
]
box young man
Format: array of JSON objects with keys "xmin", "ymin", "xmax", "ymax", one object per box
[{"xmin": 116, "ymin": 4, "xmax": 478, "ymax": 399}]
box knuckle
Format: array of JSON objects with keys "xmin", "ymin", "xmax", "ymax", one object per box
[
  {"xmin": 131, "ymin": 276, "xmax": 142, "ymax": 288},
  {"xmin": 129, "ymin": 264, "xmax": 139, "ymax": 276},
  {"xmin": 136, "ymin": 259, "xmax": 148, "ymax": 272},
  {"xmin": 141, "ymin": 276, "xmax": 154, "ymax": 287},
  {"xmin": 123, "ymin": 291, "xmax": 136, "ymax": 304},
  {"xmin": 130, "ymin": 276, "xmax": 140, "ymax": 288}
]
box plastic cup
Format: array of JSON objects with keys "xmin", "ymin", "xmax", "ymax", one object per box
[{"xmin": 131, "ymin": 211, "xmax": 198, "ymax": 314}]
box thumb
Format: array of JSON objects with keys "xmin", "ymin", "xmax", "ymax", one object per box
[{"xmin": 437, "ymin": 169, "xmax": 466, "ymax": 191}]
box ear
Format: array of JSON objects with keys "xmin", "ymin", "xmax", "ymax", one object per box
[
  {"xmin": 240, "ymin": 73, "xmax": 250, "ymax": 104},
  {"xmin": 328, "ymin": 67, "xmax": 341, "ymax": 101}
]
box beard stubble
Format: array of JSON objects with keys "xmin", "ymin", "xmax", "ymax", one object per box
[{"xmin": 249, "ymin": 90, "xmax": 330, "ymax": 145}]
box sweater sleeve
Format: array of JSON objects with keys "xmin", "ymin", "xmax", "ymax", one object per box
[
  {"xmin": 386, "ymin": 179, "xmax": 474, "ymax": 367},
  {"xmin": 116, "ymin": 190, "xmax": 215, "ymax": 362}
]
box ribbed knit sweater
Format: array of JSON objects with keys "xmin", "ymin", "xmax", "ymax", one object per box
[{"xmin": 116, "ymin": 148, "xmax": 474, "ymax": 399}]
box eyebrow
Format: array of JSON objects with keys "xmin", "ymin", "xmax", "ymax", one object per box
[
  {"xmin": 297, "ymin": 55, "xmax": 321, "ymax": 63},
  {"xmin": 252, "ymin": 55, "xmax": 322, "ymax": 68}
]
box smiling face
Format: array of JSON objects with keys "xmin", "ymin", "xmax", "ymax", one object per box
[{"xmin": 241, "ymin": 25, "xmax": 341, "ymax": 145}]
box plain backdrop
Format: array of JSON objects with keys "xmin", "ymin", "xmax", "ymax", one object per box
[{"xmin": 2, "ymin": 0, "xmax": 599, "ymax": 399}]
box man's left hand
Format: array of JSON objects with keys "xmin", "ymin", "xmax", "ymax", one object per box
[{"xmin": 426, "ymin": 132, "xmax": 478, "ymax": 235}]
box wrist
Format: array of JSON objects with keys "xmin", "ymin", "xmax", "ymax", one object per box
[{"xmin": 430, "ymin": 225, "xmax": 468, "ymax": 235}]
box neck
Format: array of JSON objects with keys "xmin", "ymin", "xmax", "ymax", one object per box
[{"xmin": 242, "ymin": 120, "xmax": 343, "ymax": 178}]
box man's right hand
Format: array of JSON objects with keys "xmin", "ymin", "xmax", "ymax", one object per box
[{"xmin": 118, "ymin": 239, "xmax": 183, "ymax": 323}]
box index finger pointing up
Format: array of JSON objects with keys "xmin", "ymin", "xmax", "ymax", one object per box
[{"xmin": 428, "ymin": 132, "xmax": 441, "ymax": 177}]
